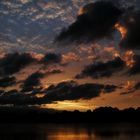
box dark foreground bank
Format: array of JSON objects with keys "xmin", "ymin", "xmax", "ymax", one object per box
[{"xmin": 0, "ymin": 107, "xmax": 140, "ymax": 123}]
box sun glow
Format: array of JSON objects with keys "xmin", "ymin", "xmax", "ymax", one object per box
[{"xmin": 41, "ymin": 101, "xmax": 97, "ymax": 111}]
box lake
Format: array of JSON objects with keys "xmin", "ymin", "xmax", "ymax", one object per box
[{"xmin": 0, "ymin": 123, "xmax": 140, "ymax": 140}]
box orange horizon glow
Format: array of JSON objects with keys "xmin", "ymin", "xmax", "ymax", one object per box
[{"xmin": 41, "ymin": 101, "xmax": 97, "ymax": 111}]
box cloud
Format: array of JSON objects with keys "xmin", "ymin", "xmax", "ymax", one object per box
[
  {"xmin": 0, "ymin": 81, "xmax": 118, "ymax": 106},
  {"xmin": 120, "ymin": 11, "xmax": 140, "ymax": 50},
  {"xmin": 75, "ymin": 57, "xmax": 125, "ymax": 79},
  {"xmin": 0, "ymin": 52, "xmax": 65, "ymax": 78},
  {"xmin": 0, "ymin": 52, "xmax": 36, "ymax": 76},
  {"xmin": 41, "ymin": 53, "xmax": 62, "ymax": 65},
  {"xmin": 21, "ymin": 71, "xmax": 45, "ymax": 92},
  {"xmin": 0, "ymin": 0, "xmax": 92, "ymax": 52},
  {"xmin": 0, "ymin": 90, "xmax": 41, "ymax": 105},
  {"xmin": 54, "ymin": 0, "xmax": 140, "ymax": 51},
  {"xmin": 0, "ymin": 76, "xmax": 16, "ymax": 88},
  {"xmin": 40, "ymin": 52, "xmax": 80, "ymax": 66},
  {"xmin": 21, "ymin": 68, "xmax": 63, "ymax": 92},
  {"xmin": 46, "ymin": 69, "xmax": 63, "ymax": 75},
  {"xmin": 134, "ymin": 82, "xmax": 140, "ymax": 90},
  {"xmin": 75, "ymin": 54, "xmax": 140, "ymax": 79},
  {"xmin": 128, "ymin": 55, "xmax": 140, "ymax": 75},
  {"xmin": 56, "ymin": 1, "xmax": 123, "ymax": 43},
  {"xmin": 120, "ymin": 81, "xmax": 140, "ymax": 95},
  {"xmin": 42, "ymin": 81, "xmax": 117, "ymax": 102},
  {"xmin": 62, "ymin": 52, "xmax": 80, "ymax": 64}
]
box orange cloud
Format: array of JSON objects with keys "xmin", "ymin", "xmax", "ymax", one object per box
[
  {"xmin": 123, "ymin": 80, "xmax": 136, "ymax": 91},
  {"xmin": 62, "ymin": 52, "xmax": 80, "ymax": 64},
  {"xmin": 78, "ymin": 3, "xmax": 94, "ymax": 16},
  {"xmin": 30, "ymin": 52, "xmax": 44, "ymax": 61},
  {"xmin": 115, "ymin": 23, "xmax": 127, "ymax": 39},
  {"xmin": 123, "ymin": 50, "xmax": 135, "ymax": 68}
]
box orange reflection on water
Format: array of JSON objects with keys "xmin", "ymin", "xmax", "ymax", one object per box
[
  {"xmin": 46, "ymin": 129, "xmax": 96, "ymax": 140},
  {"xmin": 47, "ymin": 134, "xmax": 95, "ymax": 140}
]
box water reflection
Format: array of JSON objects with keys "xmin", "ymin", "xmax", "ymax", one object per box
[{"xmin": 0, "ymin": 123, "xmax": 140, "ymax": 140}]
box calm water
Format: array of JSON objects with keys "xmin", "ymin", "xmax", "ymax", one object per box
[{"xmin": 0, "ymin": 123, "xmax": 140, "ymax": 140}]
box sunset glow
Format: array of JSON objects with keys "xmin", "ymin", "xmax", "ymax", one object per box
[
  {"xmin": 0, "ymin": 0, "xmax": 140, "ymax": 112},
  {"xmin": 41, "ymin": 101, "xmax": 97, "ymax": 111}
]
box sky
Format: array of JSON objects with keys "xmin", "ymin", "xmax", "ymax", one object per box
[{"xmin": 0, "ymin": 0, "xmax": 140, "ymax": 111}]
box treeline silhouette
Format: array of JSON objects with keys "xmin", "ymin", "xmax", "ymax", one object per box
[{"xmin": 0, "ymin": 107, "xmax": 140, "ymax": 123}]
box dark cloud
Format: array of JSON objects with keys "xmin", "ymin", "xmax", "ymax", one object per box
[
  {"xmin": 0, "ymin": 90, "xmax": 40, "ymax": 105},
  {"xmin": 44, "ymin": 81, "xmax": 117, "ymax": 101},
  {"xmin": 120, "ymin": 11, "xmax": 140, "ymax": 50},
  {"xmin": 55, "ymin": 0, "xmax": 140, "ymax": 50},
  {"xmin": 41, "ymin": 53, "xmax": 62, "ymax": 65},
  {"xmin": 128, "ymin": 55, "xmax": 140, "ymax": 75},
  {"xmin": 104, "ymin": 84, "xmax": 118, "ymax": 93},
  {"xmin": 0, "ymin": 81, "xmax": 117, "ymax": 106},
  {"xmin": 134, "ymin": 82, "xmax": 140, "ymax": 90},
  {"xmin": 0, "ymin": 52, "xmax": 64, "ymax": 77},
  {"xmin": 0, "ymin": 53, "xmax": 36, "ymax": 76},
  {"xmin": 76, "ymin": 57, "xmax": 125, "ymax": 79},
  {"xmin": 21, "ymin": 68, "xmax": 63, "ymax": 92},
  {"xmin": 56, "ymin": 1, "xmax": 122, "ymax": 41},
  {"xmin": 120, "ymin": 91, "xmax": 133, "ymax": 95},
  {"xmin": 0, "ymin": 90, "xmax": 4, "ymax": 94},
  {"xmin": 0, "ymin": 76, "xmax": 16, "ymax": 88},
  {"xmin": 21, "ymin": 72, "xmax": 45, "ymax": 92},
  {"xmin": 46, "ymin": 69, "xmax": 63, "ymax": 75},
  {"xmin": 56, "ymin": 1, "xmax": 123, "ymax": 43}
]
